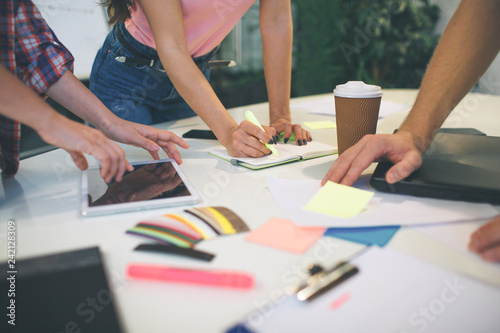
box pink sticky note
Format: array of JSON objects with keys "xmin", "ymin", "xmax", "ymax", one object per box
[{"xmin": 245, "ymin": 218, "xmax": 325, "ymax": 254}]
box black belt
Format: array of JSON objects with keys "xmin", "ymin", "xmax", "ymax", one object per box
[
  {"xmin": 114, "ymin": 26, "xmax": 234, "ymax": 71},
  {"xmin": 115, "ymin": 25, "xmax": 164, "ymax": 70}
]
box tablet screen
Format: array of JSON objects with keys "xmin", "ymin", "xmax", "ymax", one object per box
[{"xmin": 80, "ymin": 159, "xmax": 199, "ymax": 216}]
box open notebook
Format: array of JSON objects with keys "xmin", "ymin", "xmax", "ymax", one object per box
[{"xmin": 210, "ymin": 141, "xmax": 337, "ymax": 170}]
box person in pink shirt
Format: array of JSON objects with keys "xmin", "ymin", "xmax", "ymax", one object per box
[{"xmin": 90, "ymin": 0, "xmax": 311, "ymax": 158}]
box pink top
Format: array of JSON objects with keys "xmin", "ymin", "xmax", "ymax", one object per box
[{"xmin": 125, "ymin": 0, "xmax": 257, "ymax": 57}]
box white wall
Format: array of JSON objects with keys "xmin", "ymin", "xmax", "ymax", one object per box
[
  {"xmin": 432, "ymin": 0, "xmax": 500, "ymax": 95},
  {"xmin": 32, "ymin": 0, "xmax": 110, "ymax": 80}
]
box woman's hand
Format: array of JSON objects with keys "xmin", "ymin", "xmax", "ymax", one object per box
[
  {"xmin": 98, "ymin": 118, "xmax": 190, "ymax": 164},
  {"xmin": 223, "ymin": 121, "xmax": 277, "ymax": 157},
  {"xmin": 270, "ymin": 118, "xmax": 312, "ymax": 146},
  {"xmin": 37, "ymin": 113, "xmax": 133, "ymax": 183}
]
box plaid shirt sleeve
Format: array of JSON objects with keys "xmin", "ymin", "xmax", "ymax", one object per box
[
  {"xmin": 0, "ymin": 0, "xmax": 74, "ymax": 177},
  {"xmin": 14, "ymin": 0, "xmax": 74, "ymax": 94}
]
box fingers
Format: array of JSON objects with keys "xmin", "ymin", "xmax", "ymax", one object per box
[
  {"xmin": 243, "ymin": 121, "xmax": 275, "ymax": 145},
  {"xmin": 156, "ymin": 133, "xmax": 189, "ymax": 164},
  {"xmin": 232, "ymin": 133, "xmax": 271, "ymax": 157},
  {"xmin": 67, "ymin": 151, "xmax": 89, "ymax": 171},
  {"xmin": 469, "ymin": 217, "xmax": 500, "ymax": 262},
  {"xmin": 385, "ymin": 150, "xmax": 422, "ymax": 184},
  {"xmin": 262, "ymin": 125, "xmax": 279, "ymax": 144},
  {"xmin": 226, "ymin": 121, "xmax": 274, "ymax": 157},
  {"xmin": 322, "ymin": 135, "xmax": 375, "ymax": 186},
  {"xmin": 77, "ymin": 128, "xmax": 132, "ymax": 183},
  {"xmin": 283, "ymin": 122, "xmax": 293, "ymax": 143},
  {"xmin": 270, "ymin": 120, "xmax": 311, "ymax": 145},
  {"xmin": 94, "ymin": 137, "xmax": 130, "ymax": 183},
  {"xmin": 291, "ymin": 124, "xmax": 312, "ymax": 146},
  {"xmin": 479, "ymin": 246, "xmax": 500, "ymax": 262},
  {"xmin": 322, "ymin": 133, "xmax": 424, "ymax": 187},
  {"xmin": 160, "ymin": 141, "xmax": 184, "ymax": 164},
  {"xmin": 155, "ymin": 133, "xmax": 189, "ymax": 164},
  {"xmin": 132, "ymin": 129, "xmax": 190, "ymax": 163},
  {"xmin": 103, "ymin": 120, "xmax": 189, "ymax": 163},
  {"xmin": 157, "ymin": 132, "xmax": 190, "ymax": 150},
  {"xmin": 38, "ymin": 116, "xmax": 134, "ymax": 183}
]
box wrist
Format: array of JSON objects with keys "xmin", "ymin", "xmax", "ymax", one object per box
[
  {"xmin": 35, "ymin": 106, "xmax": 63, "ymax": 135},
  {"xmin": 395, "ymin": 128, "xmax": 430, "ymax": 154},
  {"xmin": 96, "ymin": 113, "xmax": 117, "ymax": 133},
  {"xmin": 215, "ymin": 122, "xmax": 239, "ymax": 148},
  {"xmin": 269, "ymin": 109, "xmax": 291, "ymax": 125}
]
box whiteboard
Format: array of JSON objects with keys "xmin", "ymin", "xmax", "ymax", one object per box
[{"xmin": 33, "ymin": 0, "xmax": 111, "ymax": 80}]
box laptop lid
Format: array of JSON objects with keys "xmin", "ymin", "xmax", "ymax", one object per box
[{"xmin": 370, "ymin": 130, "xmax": 500, "ymax": 205}]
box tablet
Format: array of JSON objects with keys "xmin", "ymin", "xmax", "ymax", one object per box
[
  {"xmin": 0, "ymin": 247, "xmax": 124, "ymax": 332},
  {"xmin": 80, "ymin": 159, "xmax": 200, "ymax": 216}
]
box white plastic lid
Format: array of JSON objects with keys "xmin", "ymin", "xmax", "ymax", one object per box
[{"xmin": 333, "ymin": 81, "xmax": 382, "ymax": 98}]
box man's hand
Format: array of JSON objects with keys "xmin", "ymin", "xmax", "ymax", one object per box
[
  {"xmin": 322, "ymin": 130, "xmax": 424, "ymax": 186},
  {"xmin": 469, "ymin": 216, "xmax": 500, "ymax": 262}
]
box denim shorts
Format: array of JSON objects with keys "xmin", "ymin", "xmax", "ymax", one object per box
[{"xmin": 89, "ymin": 23, "xmax": 216, "ymax": 125}]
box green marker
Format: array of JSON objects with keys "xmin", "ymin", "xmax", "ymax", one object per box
[{"xmin": 244, "ymin": 110, "xmax": 278, "ymax": 156}]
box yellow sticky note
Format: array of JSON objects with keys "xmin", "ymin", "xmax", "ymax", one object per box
[
  {"xmin": 303, "ymin": 121, "xmax": 336, "ymax": 130},
  {"xmin": 303, "ymin": 181, "xmax": 374, "ymax": 218}
]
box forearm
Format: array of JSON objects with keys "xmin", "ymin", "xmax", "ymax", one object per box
[
  {"xmin": 159, "ymin": 47, "xmax": 238, "ymax": 145},
  {"xmin": 260, "ymin": 0, "xmax": 293, "ymax": 123},
  {"xmin": 400, "ymin": 0, "xmax": 500, "ymax": 150},
  {"xmin": 140, "ymin": 0, "xmax": 237, "ymax": 146},
  {"xmin": 0, "ymin": 65, "xmax": 60, "ymax": 132},
  {"xmin": 45, "ymin": 71, "xmax": 117, "ymax": 130}
]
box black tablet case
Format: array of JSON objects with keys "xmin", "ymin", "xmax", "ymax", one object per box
[
  {"xmin": 370, "ymin": 129, "xmax": 500, "ymax": 204},
  {"xmin": 0, "ymin": 247, "xmax": 123, "ymax": 332}
]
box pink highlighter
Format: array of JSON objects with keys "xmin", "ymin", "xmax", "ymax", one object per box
[{"xmin": 127, "ymin": 263, "xmax": 254, "ymax": 289}]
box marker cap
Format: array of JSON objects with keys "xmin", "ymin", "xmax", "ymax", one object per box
[{"xmin": 127, "ymin": 264, "xmax": 254, "ymax": 289}]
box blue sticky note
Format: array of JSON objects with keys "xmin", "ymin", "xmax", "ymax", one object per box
[
  {"xmin": 226, "ymin": 324, "xmax": 255, "ymax": 333},
  {"xmin": 324, "ymin": 226, "xmax": 401, "ymax": 247}
]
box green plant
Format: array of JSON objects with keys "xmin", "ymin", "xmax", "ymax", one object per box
[{"xmin": 292, "ymin": 0, "xmax": 440, "ymax": 96}]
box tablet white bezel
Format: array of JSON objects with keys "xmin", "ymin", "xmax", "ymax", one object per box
[{"xmin": 80, "ymin": 159, "xmax": 200, "ymax": 216}]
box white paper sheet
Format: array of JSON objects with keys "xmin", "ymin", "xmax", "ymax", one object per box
[
  {"xmin": 240, "ymin": 247, "xmax": 500, "ymax": 333},
  {"xmin": 415, "ymin": 220, "xmax": 500, "ymax": 279},
  {"xmin": 268, "ymin": 176, "xmax": 499, "ymax": 227},
  {"xmin": 291, "ymin": 95, "xmax": 410, "ymax": 118},
  {"xmin": 415, "ymin": 218, "xmax": 500, "ymax": 256}
]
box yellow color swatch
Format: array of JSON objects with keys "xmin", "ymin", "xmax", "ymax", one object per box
[
  {"xmin": 303, "ymin": 181, "xmax": 374, "ymax": 218},
  {"xmin": 303, "ymin": 120, "xmax": 336, "ymax": 129}
]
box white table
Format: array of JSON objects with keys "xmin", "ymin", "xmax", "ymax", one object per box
[{"xmin": 1, "ymin": 90, "xmax": 499, "ymax": 332}]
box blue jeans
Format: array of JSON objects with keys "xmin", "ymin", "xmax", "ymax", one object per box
[{"xmin": 90, "ymin": 23, "xmax": 216, "ymax": 125}]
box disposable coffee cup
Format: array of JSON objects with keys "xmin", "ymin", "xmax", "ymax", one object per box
[{"xmin": 334, "ymin": 81, "xmax": 382, "ymax": 154}]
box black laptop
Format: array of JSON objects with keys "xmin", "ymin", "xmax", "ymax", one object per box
[{"xmin": 370, "ymin": 129, "xmax": 500, "ymax": 205}]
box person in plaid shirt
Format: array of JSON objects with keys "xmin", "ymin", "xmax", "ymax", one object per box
[{"xmin": 0, "ymin": 0, "xmax": 189, "ymax": 183}]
